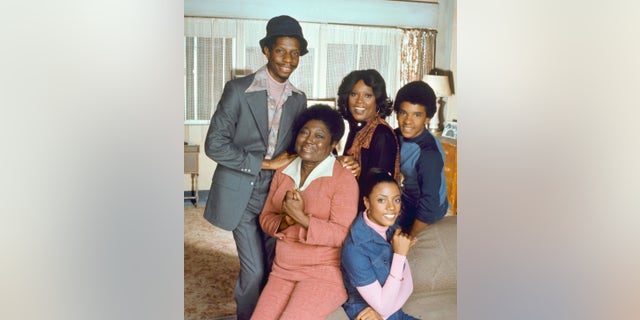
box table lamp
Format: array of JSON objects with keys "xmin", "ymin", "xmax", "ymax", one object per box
[{"xmin": 423, "ymin": 73, "xmax": 452, "ymax": 132}]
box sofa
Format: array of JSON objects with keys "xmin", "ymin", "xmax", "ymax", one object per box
[{"xmin": 327, "ymin": 216, "xmax": 457, "ymax": 320}]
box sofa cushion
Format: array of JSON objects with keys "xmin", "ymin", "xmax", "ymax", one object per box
[
  {"xmin": 407, "ymin": 215, "xmax": 457, "ymax": 292},
  {"xmin": 402, "ymin": 288, "xmax": 456, "ymax": 319}
]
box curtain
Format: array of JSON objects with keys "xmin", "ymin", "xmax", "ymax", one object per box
[
  {"xmin": 318, "ymin": 24, "xmax": 403, "ymax": 101},
  {"xmin": 184, "ymin": 18, "xmax": 237, "ymax": 122},
  {"xmin": 400, "ymin": 29, "xmax": 437, "ymax": 85}
]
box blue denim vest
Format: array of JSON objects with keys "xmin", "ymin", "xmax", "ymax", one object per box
[{"xmin": 340, "ymin": 212, "xmax": 418, "ymax": 320}]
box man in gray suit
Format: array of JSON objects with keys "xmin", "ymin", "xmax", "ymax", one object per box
[{"xmin": 203, "ymin": 15, "xmax": 308, "ymax": 320}]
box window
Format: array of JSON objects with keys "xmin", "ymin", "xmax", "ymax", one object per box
[
  {"xmin": 184, "ymin": 36, "xmax": 233, "ymax": 124},
  {"xmin": 324, "ymin": 43, "xmax": 390, "ymax": 99}
]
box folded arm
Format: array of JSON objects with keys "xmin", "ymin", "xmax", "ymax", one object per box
[{"xmin": 296, "ymin": 171, "xmax": 359, "ymax": 247}]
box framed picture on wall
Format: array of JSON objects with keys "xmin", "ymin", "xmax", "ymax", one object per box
[{"xmin": 442, "ymin": 121, "xmax": 457, "ymax": 139}]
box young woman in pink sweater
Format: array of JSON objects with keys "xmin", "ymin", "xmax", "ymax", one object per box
[{"xmin": 341, "ymin": 168, "xmax": 419, "ymax": 320}]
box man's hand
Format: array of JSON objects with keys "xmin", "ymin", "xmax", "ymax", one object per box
[
  {"xmin": 409, "ymin": 219, "xmax": 429, "ymax": 238},
  {"xmin": 262, "ymin": 152, "xmax": 297, "ymax": 170}
]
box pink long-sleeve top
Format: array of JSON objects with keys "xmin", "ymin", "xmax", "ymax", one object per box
[
  {"xmin": 259, "ymin": 156, "xmax": 359, "ymax": 283},
  {"xmin": 357, "ymin": 212, "xmax": 414, "ymax": 319}
]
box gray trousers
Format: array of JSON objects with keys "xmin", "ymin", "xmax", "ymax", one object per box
[{"xmin": 232, "ymin": 169, "xmax": 276, "ymax": 320}]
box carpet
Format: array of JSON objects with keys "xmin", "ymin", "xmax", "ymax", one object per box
[{"xmin": 184, "ymin": 205, "xmax": 239, "ymax": 320}]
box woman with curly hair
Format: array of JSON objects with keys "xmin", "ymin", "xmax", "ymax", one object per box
[{"xmin": 337, "ymin": 69, "xmax": 400, "ymax": 210}]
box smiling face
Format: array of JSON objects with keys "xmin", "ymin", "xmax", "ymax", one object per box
[
  {"xmin": 264, "ymin": 36, "xmax": 301, "ymax": 83},
  {"xmin": 348, "ymin": 80, "xmax": 378, "ymax": 123},
  {"xmin": 295, "ymin": 119, "xmax": 338, "ymax": 165},
  {"xmin": 364, "ymin": 181, "xmax": 402, "ymax": 227},
  {"xmin": 396, "ymin": 101, "xmax": 430, "ymax": 139}
]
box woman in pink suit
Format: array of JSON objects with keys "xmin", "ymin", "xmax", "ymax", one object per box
[{"xmin": 252, "ymin": 105, "xmax": 359, "ymax": 320}]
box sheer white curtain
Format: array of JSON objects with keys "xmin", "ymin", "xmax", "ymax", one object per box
[
  {"xmin": 319, "ymin": 24, "xmax": 402, "ymax": 101},
  {"xmin": 238, "ymin": 20, "xmax": 266, "ymax": 76},
  {"xmin": 184, "ymin": 18, "xmax": 237, "ymax": 123}
]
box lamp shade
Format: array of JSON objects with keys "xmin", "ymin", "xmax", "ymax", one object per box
[{"xmin": 423, "ymin": 75, "xmax": 452, "ymax": 97}]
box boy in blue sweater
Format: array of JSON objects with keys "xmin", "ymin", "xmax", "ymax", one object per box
[{"xmin": 394, "ymin": 81, "xmax": 449, "ymax": 237}]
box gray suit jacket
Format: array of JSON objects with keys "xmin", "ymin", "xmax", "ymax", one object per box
[{"xmin": 203, "ymin": 73, "xmax": 307, "ymax": 230}]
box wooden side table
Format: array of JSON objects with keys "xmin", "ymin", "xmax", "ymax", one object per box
[
  {"xmin": 438, "ymin": 135, "xmax": 457, "ymax": 215},
  {"xmin": 184, "ymin": 144, "xmax": 200, "ymax": 207}
]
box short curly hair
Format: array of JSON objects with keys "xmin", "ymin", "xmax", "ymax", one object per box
[
  {"xmin": 393, "ymin": 80, "xmax": 437, "ymax": 119},
  {"xmin": 337, "ymin": 69, "xmax": 393, "ymax": 121},
  {"xmin": 288, "ymin": 104, "xmax": 345, "ymax": 153}
]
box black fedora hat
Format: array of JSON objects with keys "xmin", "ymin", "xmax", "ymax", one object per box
[{"xmin": 259, "ymin": 15, "xmax": 308, "ymax": 56}]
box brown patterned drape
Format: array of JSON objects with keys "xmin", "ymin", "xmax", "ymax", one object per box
[{"xmin": 400, "ymin": 29, "xmax": 437, "ymax": 86}]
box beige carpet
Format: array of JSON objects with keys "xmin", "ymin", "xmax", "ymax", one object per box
[{"xmin": 184, "ymin": 205, "xmax": 239, "ymax": 320}]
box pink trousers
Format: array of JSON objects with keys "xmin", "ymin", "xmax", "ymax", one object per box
[{"xmin": 251, "ymin": 274, "xmax": 347, "ymax": 320}]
